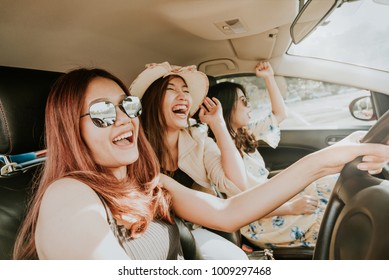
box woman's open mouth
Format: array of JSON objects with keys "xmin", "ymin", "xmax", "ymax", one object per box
[
  {"xmin": 172, "ymin": 104, "xmax": 189, "ymax": 117},
  {"xmin": 113, "ymin": 131, "xmax": 134, "ymax": 146}
]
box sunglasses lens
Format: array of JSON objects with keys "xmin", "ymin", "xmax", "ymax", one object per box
[
  {"xmin": 89, "ymin": 101, "xmax": 116, "ymax": 128},
  {"xmin": 86, "ymin": 97, "xmax": 142, "ymax": 128},
  {"xmin": 122, "ymin": 96, "xmax": 142, "ymax": 118}
]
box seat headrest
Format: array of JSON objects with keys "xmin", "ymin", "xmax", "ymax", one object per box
[
  {"xmin": 0, "ymin": 66, "xmax": 62, "ymax": 155},
  {"xmin": 207, "ymin": 75, "xmax": 217, "ymax": 87}
]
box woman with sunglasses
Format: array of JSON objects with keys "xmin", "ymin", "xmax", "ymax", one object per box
[
  {"xmin": 13, "ymin": 67, "xmax": 389, "ymax": 260},
  {"xmin": 203, "ymin": 62, "xmax": 342, "ymax": 249}
]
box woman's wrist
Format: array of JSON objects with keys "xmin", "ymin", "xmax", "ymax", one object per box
[
  {"xmin": 208, "ymin": 120, "xmax": 227, "ymax": 133},
  {"xmin": 283, "ymin": 202, "xmax": 292, "ymax": 215},
  {"xmin": 305, "ymin": 151, "xmax": 333, "ymax": 178},
  {"xmin": 292, "ymin": 152, "xmax": 327, "ymax": 184}
]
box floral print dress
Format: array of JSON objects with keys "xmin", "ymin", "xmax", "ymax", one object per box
[{"xmin": 240, "ymin": 112, "xmax": 338, "ymax": 248}]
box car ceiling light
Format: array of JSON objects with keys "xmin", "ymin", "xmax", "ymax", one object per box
[{"xmin": 215, "ymin": 18, "xmax": 248, "ymax": 35}]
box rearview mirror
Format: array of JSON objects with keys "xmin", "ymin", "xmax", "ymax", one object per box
[
  {"xmin": 349, "ymin": 96, "xmax": 376, "ymax": 121},
  {"xmin": 290, "ymin": 0, "xmax": 342, "ymax": 44}
]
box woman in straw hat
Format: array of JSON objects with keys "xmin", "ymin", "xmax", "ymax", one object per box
[
  {"xmin": 13, "ymin": 67, "xmax": 389, "ymax": 260},
  {"xmin": 130, "ymin": 62, "xmax": 250, "ymax": 259}
]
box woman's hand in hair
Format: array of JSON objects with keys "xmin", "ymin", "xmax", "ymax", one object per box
[
  {"xmin": 198, "ymin": 97, "xmax": 226, "ymax": 129},
  {"xmin": 199, "ymin": 96, "xmax": 249, "ymax": 191}
]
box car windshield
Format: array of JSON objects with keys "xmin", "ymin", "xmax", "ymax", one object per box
[{"xmin": 288, "ymin": 0, "xmax": 389, "ymax": 73}]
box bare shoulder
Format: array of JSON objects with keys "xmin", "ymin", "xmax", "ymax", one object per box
[
  {"xmin": 36, "ymin": 177, "xmax": 127, "ymax": 259},
  {"xmin": 43, "ymin": 177, "xmax": 101, "ymax": 203},
  {"xmin": 39, "ymin": 177, "xmax": 106, "ymax": 220}
]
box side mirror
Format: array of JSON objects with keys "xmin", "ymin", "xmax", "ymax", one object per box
[
  {"xmin": 290, "ymin": 0, "xmax": 343, "ymax": 44},
  {"xmin": 349, "ymin": 96, "xmax": 376, "ymax": 121}
]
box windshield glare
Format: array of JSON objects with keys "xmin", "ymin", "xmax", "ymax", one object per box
[{"xmin": 288, "ymin": 0, "xmax": 389, "ymax": 72}]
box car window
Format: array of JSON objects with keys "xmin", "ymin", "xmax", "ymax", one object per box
[{"xmin": 216, "ymin": 75, "xmax": 376, "ymax": 129}]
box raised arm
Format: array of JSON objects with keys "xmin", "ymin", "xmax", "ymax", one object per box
[
  {"xmin": 198, "ymin": 96, "xmax": 248, "ymax": 190},
  {"xmin": 255, "ymin": 61, "xmax": 287, "ymax": 124},
  {"xmin": 162, "ymin": 132, "xmax": 389, "ymax": 232}
]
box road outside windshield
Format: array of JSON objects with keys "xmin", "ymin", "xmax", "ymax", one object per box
[{"xmin": 218, "ymin": 76, "xmax": 375, "ymax": 129}]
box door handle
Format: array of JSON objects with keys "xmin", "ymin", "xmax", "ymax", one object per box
[{"xmin": 326, "ymin": 136, "xmax": 345, "ymax": 145}]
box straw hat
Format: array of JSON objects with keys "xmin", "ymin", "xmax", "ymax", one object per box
[{"xmin": 129, "ymin": 62, "xmax": 208, "ymax": 116}]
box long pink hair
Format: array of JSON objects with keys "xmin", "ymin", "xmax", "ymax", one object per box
[{"xmin": 13, "ymin": 68, "xmax": 173, "ymax": 259}]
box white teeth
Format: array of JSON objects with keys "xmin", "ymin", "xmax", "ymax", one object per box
[
  {"xmin": 113, "ymin": 131, "xmax": 133, "ymax": 142},
  {"xmin": 172, "ymin": 105, "xmax": 187, "ymax": 111}
]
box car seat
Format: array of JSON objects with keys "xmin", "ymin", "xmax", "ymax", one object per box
[{"xmin": 0, "ymin": 66, "xmax": 62, "ymax": 259}]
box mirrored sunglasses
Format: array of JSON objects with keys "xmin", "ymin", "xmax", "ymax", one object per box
[{"xmin": 80, "ymin": 96, "xmax": 142, "ymax": 128}]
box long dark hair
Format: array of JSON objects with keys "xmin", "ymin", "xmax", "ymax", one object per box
[
  {"xmin": 206, "ymin": 82, "xmax": 258, "ymax": 155},
  {"xmin": 140, "ymin": 75, "xmax": 190, "ymax": 174}
]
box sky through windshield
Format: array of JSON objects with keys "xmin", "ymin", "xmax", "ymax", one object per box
[{"xmin": 288, "ymin": 0, "xmax": 389, "ymax": 72}]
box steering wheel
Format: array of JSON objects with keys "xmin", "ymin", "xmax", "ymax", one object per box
[
  {"xmin": 363, "ymin": 111, "xmax": 389, "ymax": 180},
  {"xmin": 313, "ymin": 109, "xmax": 389, "ymax": 259}
]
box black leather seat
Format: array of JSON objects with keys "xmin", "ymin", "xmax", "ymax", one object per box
[{"xmin": 0, "ymin": 66, "xmax": 62, "ymax": 259}]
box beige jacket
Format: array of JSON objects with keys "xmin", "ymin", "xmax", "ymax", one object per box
[{"xmin": 177, "ymin": 124, "xmax": 241, "ymax": 197}]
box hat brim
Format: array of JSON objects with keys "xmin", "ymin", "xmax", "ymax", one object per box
[{"xmin": 129, "ymin": 62, "xmax": 208, "ymax": 116}]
